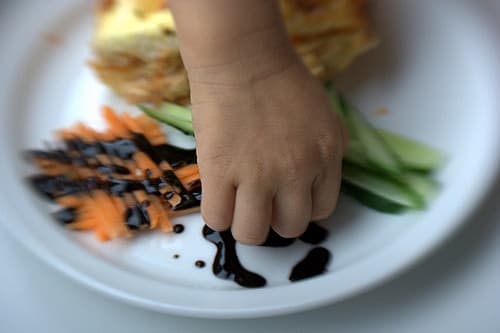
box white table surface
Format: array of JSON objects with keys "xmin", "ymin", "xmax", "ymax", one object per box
[{"xmin": 2, "ymin": 172, "xmax": 499, "ymax": 333}]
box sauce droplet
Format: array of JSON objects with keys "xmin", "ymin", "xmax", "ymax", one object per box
[
  {"xmin": 195, "ymin": 260, "xmax": 206, "ymax": 268},
  {"xmin": 289, "ymin": 247, "xmax": 331, "ymax": 282},
  {"xmin": 202, "ymin": 225, "xmax": 266, "ymax": 288},
  {"xmin": 173, "ymin": 224, "xmax": 185, "ymax": 234}
]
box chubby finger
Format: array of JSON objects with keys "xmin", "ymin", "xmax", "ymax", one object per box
[
  {"xmin": 231, "ymin": 182, "xmax": 273, "ymax": 245},
  {"xmin": 200, "ymin": 169, "xmax": 236, "ymax": 231},
  {"xmin": 311, "ymin": 164, "xmax": 342, "ymax": 221},
  {"xmin": 271, "ymin": 184, "xmax": 312, "ymax": 238}
]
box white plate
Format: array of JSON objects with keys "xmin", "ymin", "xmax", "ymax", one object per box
[{"xmin": 1, "ymin": 0, "xmax": 499, "ymax": 319}]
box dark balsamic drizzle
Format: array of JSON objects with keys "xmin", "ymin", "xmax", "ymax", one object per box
[
  {"xmin": 26, "ymin": 133, "xmax": 202, "ymax": 221},
  {"xmin": 202, "ymin": 225, "xmax": 266, "ymax": 288},
  {"xmin": 173, "ymin": 224, "xmax": 185, "ymax": 234},
  {"xmin": 261, "ymin": 223, "xmax": 328, "ymax": 247},
  {"xmin": 200, "ymin": 222, "xmax": 331, "ymax": 288},
  {"xmin": 261, "ymin": 229, "xmax": 296, "ymax": 247},
  {"xmin": 153, "ymin": 144, "xmax": 196, "ymax": 166},
  {"xmin": 130, "ymin": 134, "xmax": 198, "ymax": 209},
  {"xmin": 52, "ymin": 208, "xmax": 77, "ymax": 225},
  {"xmin": 195, "ymin": 260, "xmax": 206, "ymax": 268},
  {"xmin": 28, "ymin": 175, "xmax": 80, "ymax": 200},
  {"xmin": 289, "ymin": 247, "xmax": 331, "ymax": 282},
  {"xmin": 299, "ymin": 223, "xmax": 329, "ymax": 245},
  {"xmin": 125, "ymin": 205, "xmax": 150, "ymax": 230}
]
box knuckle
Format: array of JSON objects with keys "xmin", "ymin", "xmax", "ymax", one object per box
[
  {"xmin": 201, "ymin": 208, "xmax": 230, "ymax": 231},
  {"xmin": 316, "ymin": 133, "xmax": 340, "ymax": 162},
  {"xmin": 201, "ymin": 196, "xmax": 233, "ymax": 231},
  {"xmin": 249, "ymin": 158, "xmax": 266, "ymax": 181},
  {"xmin": 311, "ymin": 208, "xmax": 334, "ymax": 221},
  {"xmin": 312, "ymin": 203, "xmax": 337, "ymax": 221},
  {"xmin": 280, "ymin": 149, "xmax": 309, "ymax": 183},
  {"xmin": 273, "ymin": 222, "xmax": 308, "ymax": 239},
  {"xmin": 232, "ymin": 229, "xmax": 267, "ymax": 245},
  {"xmin": 198, "ymin": 152, "xmax": 231, "ymax": 171}
]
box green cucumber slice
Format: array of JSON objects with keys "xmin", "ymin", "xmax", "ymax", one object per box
[
  {"xmin": 139, "ymin": 104, "xmax": 194, "ymax": 135},
  {"xmin": 338, "ymin": 96, "xmax": 403, "ymax": 175},
  {"xmin": 343, "ymin": 141, "xmax": 367, "ymax": 167},
  {"xmin": 325, "ymin": 82, "xmax": 345, "ymax": 117},
  {"xmin": 394, "ymin": 172, "xmax": 440, "ymax": 205},
  {"xmin": 341, "ymin": 181, "xmax": 408, "ymax": 214},
  {"xmin": 378, "ymin": 129, "xmax": 447, "ymax": 172},
  {"xmin": 341, "ymin": 163, "xmax": 425, "ymax": 210}
]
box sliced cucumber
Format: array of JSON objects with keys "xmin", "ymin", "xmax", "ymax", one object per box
[
  {"xmin": 139, "ymin": 103, "xmax": 194, "ymax": 135},
  {"xmin": 341, "ymin": 163, "xmax": 425, "ymax": 211},
  {"xmin": 378, "ymin": 129, "xmax": 447, "ymax": 172},
  {"xmin": 343, "ymin": 141, "xmax": 367, "ymax": 167},
  {"xmin": 341, "ymin": 181, "xmax": 408, "ymax": 214},
  {"xmin": 393, "ymin": 172, "xmax": 440, "ymax": 205},
  {"xmin": 338, "ymin": 95, "xmax": 403, "ymax": 175},
  {"xmin": 325, "ymin": 82, "xmax": 346, "ymax": 119}
]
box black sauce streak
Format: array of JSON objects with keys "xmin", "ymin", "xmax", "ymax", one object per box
[
  {"xmin": 124, "ymin": 205, "xmax": 150, "ymax": 230},
  {"xmin": 132, "ymin": 134, "xmax": 163, "ymax": 164},
  {"xmin": 261, "ymin": 223, "xmax": 328, "ymax": 247},
  {"xmin": 52, "ymin": 207, "xmax": 77, "ymax": 225},
  {"xmin": 29, "ymin": 175, "xmax": 81, "ymax": 199},
  {"xmin": 172, "ymin": 192, "xmax": 199, "ymax": 211},
  {"xmin": 202, "ymin": 225, "xmax": 266, "ymax": 288},
  {"xmin": 26, "ymin": 134, "xmax": 200, "ymax": 211},
  {"xmin": 299, "ymin": 223, "xmax": 329, "ymax": 245},
  {"xmin": 190, "ymin": 185, "xmax": 202, "ymax": 201},
  {"xmin": 289, "ymin": 247, "xmax": 331, "ymax": 282},
  {"xmin": 30, "ymin": 175, "xmax": 201, "ymax": 209},
  {"xmin": 95, "ymin": 164, "xmax": 131, "ymax": 175},
  {"xmin": 100, "ymin": 139, "xmax": 137, "ymax": 160},
  {"xmin": 154, "ymin": 144, "xmax": 197, "ymax": 166},
  {"xmin": 25, "ymin": 149, "xmax": 71, "ymax": 164},
  {"xmin": 261, "ymin": 229, "xmax": 296, "ymax": 247},
  {"xmin": 164, "ymin": 191, "xmax": 176, "ymax": 200}
]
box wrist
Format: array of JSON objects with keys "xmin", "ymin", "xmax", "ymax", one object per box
[
  {"xmin": 169, "ymin": 0, "xmax": 300, "ymax": 86},
  {"xmin": 186, "ymin": 27, "xmax": 299, "ymax": 86}
]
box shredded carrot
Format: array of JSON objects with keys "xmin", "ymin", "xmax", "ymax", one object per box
[
  {"xmin": 56, "ymin": 195, "xmax": 81, "ymax": 208},
  {"xmin": 67, "ymin": 219, "xmax": 97, "ymax": 230},
  {"xmin": 150, "ymin": 196, "xmax": 167, "ymax": 230},
  {"xmin": 102, "ymin": 106, "xmax": 130, "ymax": 138},
  {"xmin": 169, "ymin": 206, "xmax": 201, "ymax": 218},
  {"xmin": 30, "ymin": 109, "xmax": 202, "ymax": 241},
  {"xmin": 134, "ymin": 114, "xmax": 166, "ymax": 145},
  {"xmin": 180, "ymin": 173, "xmax": 200, "ymax": 189},
  {"xmin": 175, "ymin": 164, "xmax": 199, "ymax": 180},
  {"xmin": 90, "ymin": 191, "xmax": 130, "ymax": 240},
  {"xmin": 121, "ymin": 112, "xmax": 143, "ymax": 134},
  {"xmin": 96, "ymin": 227, "xmax": 111, "ymax": 241},
  {"xmin": 133, "ymin": 151, "xmax": 162, "ymax": 178}
]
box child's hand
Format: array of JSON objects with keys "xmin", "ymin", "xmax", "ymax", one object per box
[
  {"xmin": 169, "ymin": 0, "xmax": 346, "ymax": 244},
  {"xmin": 190, "ymin": 61, "xmax": 345, "ymax": 244}
]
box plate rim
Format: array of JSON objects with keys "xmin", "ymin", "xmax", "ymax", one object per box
[{"xmin": 1, "ymin": 0, "xmax": 500, "ymax": 319}]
